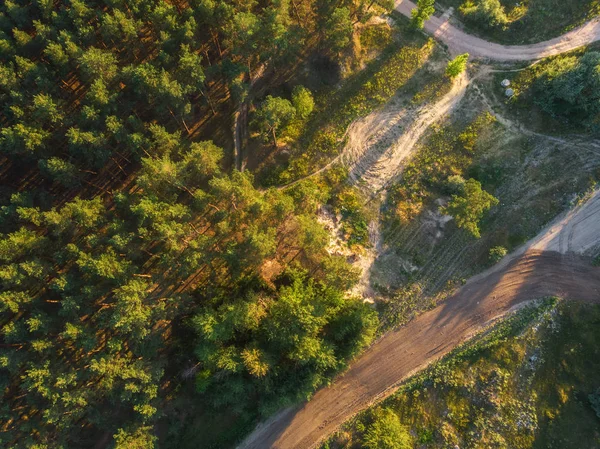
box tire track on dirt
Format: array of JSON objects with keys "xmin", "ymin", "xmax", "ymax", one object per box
[{"xmin": 345, "ymin": 71, "xmax": 469, "ymax": 195}]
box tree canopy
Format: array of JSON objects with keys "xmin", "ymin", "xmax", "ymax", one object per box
[
  {"xmin": 0, "ymin": 0, "xmax": 384, "ymax": 447},
  {"xmin": 442, "ymin": 178, "xmax": 499, "ymax": 238}
]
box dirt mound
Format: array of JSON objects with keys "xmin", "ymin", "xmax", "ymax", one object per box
[{"xmin": 343, "ymin": 72, "xmax": 468, "ymax": 194}]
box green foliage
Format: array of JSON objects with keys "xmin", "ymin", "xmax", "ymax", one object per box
[
  {"xmin": 446, "ymin": 53, "xmax": 469, "ymax": 78},
  {"xmin": 489, "ymin": 245, "xmax": 507, "ymax": 263},
  {"xmin": 387, "ymin": 112, "xmax": 495, "ymax": 223},
  {"xmin": 411, "ymin": 0, "xmax": 436, "ymax": 29},
  {"xmin": 459, "ymin": 0, "xmax": 508, "ymax": 28},
  {"xmin": 253, "ymin": 96, "xmax": 297, "ymax": 146},
  {"xmin": 325, "ymin": 7, "xmax": 354, "ymax": 52},
  {"xmin": 192, "ymin": 271, "xmax": 378, "ymax": 415},
  {"xmin": 363, "ymin": 408, "xmax": 412, "ymax": 449},
  {"xmin": 533, "ymin": 51, "xmax": 600, "ymax": 125},
  {"xmin": 292, "ymin": 86, "xmax": 315, "ymax": 120},
  {"xmin": 113, "ymin": 426, "xmax": 157, "ymax": 449},
  {"xmin": 0, "ymin": 1, "xmax": 412, "ymax": 447},
  {"xmin": 442, "ymin": 178, "xmax": 499, "ymax": 238},
  {"xmin": 333, "ymin": 187, "xmax": 370, "ymax": 247}
]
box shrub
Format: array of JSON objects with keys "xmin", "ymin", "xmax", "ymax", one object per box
[
  {"xmin": 363, "ymin": 408, "xmax": 412, "ymax": 449},
  {"xmin": 446, "ymin": 53, "xmax": 469, "ymax": 78},
  {"xmin": 446, "ymin": 174, "xmax": 467, "ymax": 194},
  {"xmin": 442, "ymin": 178, "xmax": 499, "ymax": 238},
  {"xmin": 534, "ymin": 51, "xmax": 600, "ymax": 125},
  {"xmin": 460, "ymin": 0, "xmax": 508, "ymax": 28},
  {"xmin": 489, "ymin": 245, "xmax": 508, "ymax": 263},
  {"xmin": 292, "ymin": 86, "xmax": 315, "ymax": 120}
]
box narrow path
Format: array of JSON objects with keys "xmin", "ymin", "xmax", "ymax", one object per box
[{"xmin": 395, "ymin": 0, "xmax": 600, "ymax": 60}]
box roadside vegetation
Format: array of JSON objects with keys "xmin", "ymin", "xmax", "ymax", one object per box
[
  {"xmin": 436, "ymin": 0, "xmax": 600, "ymax": 44},
  {"xmin": 503, "ymin": 48, "xmax": 600, "ymax": 133},
  {"xmin": 323, "ymin": 299, "xmax": 600, "ymax": 449}
]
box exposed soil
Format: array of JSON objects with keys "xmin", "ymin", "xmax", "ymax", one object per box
[
  {"xmin": 395, "ymin": 0, "xmax": 600, "ymax": 61},
  {"xmin": 344, "ymin": 71, "xmax": 468, "ymax": 195}
]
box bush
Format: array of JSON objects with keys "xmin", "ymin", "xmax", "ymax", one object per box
[
  {"xmin": 292, "ymin": 86, "xmax": 315, "ymax": 120},
  {"xmin": 363, "ymin": 408, "xmax": 412, "ymax": 449},
  {"xmin": 460, "ymin": 0, "xmax": 508, "ymax": 28},
  {"xmin": 442, "ymin": 178, "xmax": 499, "ymax": 238},
  {"xmin": 534, "ymin": 51, "xmax": 600, "ymax": 125},
  {"xmin": 489, "ymin": 245, "xmax": 508, "ymax": 263},
  {"xmin": 446, "ymin": 174, "xmax": 467, "ymax": 194},
  {"xmin": 446, "ymin": 53, "xmax": 469, "ymax": 78}
]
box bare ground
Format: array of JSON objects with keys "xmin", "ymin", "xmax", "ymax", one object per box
[
  {"xmin": 395, "ymin": 0, "xmax": 600, "ymax": 61},
  {"xmin": 344, "ymin": 71, "xmax": 468, "ymax": 195}
]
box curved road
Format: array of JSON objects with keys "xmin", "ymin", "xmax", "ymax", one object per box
[
  {"xmin": 395, "ymin": 0, "xmax": 600, "ymax": 60},
  {"xmin": 237, "ymin": 9, "xmax": 600, "ymax": 449}
]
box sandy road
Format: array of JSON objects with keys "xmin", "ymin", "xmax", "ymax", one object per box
[
  {"xmin": 395, "ymin": 0, "xmax": 600, "ymax": 60},
  {"xmin": 238, "ymin": 190, "xmax": 600, "ymax": 449}
]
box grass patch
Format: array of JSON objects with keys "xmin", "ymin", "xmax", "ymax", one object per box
[
  {"xmin": 385, "ymin": 112, "xmax": 496, "ymax": 224},
  {"xmin": 325, "ymin": 298, "xmax": 600, "ymax": 449},
  {"xmin": 436, "ymin": 0, "xmax": 600, "ymax": 45},
  {"xmin": 331, "ymin": 186, "xmax": 371, "ymax": 248}
]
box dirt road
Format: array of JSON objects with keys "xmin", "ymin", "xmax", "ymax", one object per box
[
  {"xmin": 395, "ymin": 0, "xmax": 600, "ymax": 60},
  {"xmin": 238, "ymin": 252, "xmax": 600, "ymax": 449}
]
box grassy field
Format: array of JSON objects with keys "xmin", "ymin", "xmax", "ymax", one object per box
[
  {"xmin": 436, "ymin": 0, "xmax": 600, "ymax": 45},
  {"xmin": 323, "ymin": 299, "xmax": 600, "ymax": 449}
]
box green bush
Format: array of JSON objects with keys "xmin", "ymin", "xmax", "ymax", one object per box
[
  {"xmin": 363, "ymin": 408, "xmax": 412, "ymax": 449},
  {"xmin": 460, "ymin": 0, "xmax": 508, "ymax": 28},
  {"xmin": 533, "ymin": 51, "xmax": 600, "ymax": 125},
  {"xmin": 446, "ymin": 53, "xmax": 469, "ymax": 78},
  {"xmin": 489, "ymin": 245, "xmax": 508, "ymax": 263},
  {"xmin": 292, "ymin": 85, "xmax": 315, "ymax": 120},
  {"xmin": 441, "ymin": 178, "xmax": 499, "ymax": 238}
]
